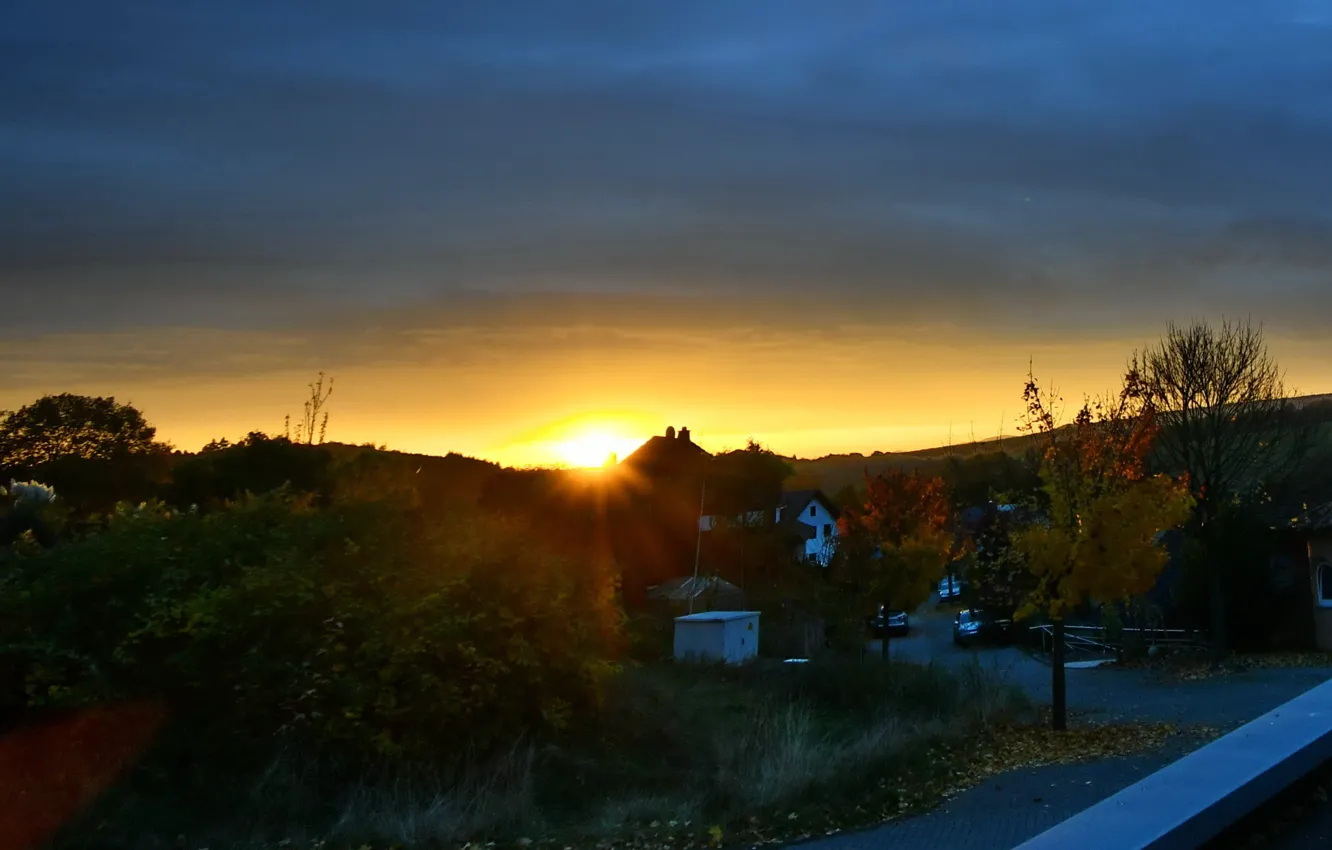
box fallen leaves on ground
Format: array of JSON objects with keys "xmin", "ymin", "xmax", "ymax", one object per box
[
  {"xmin": 1119, "ymin": 651, "xmax": 1332, "ymax": 682},
  {"xmin": 948, "ymin": 718, "xmax": 1181, "ymax": 792},
  {"xmin": 1232, "ymin": 652, "xmax": 1332, "ymax": 670}
]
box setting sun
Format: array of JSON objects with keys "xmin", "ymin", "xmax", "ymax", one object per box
[{"xmin": 555, "ymin": 427, "xmax": 642, "ymax": 468}]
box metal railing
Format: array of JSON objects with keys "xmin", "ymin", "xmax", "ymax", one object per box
[{"xmin": 1028, "ymin": 623, "xmax": 1208, "ymax": 658}]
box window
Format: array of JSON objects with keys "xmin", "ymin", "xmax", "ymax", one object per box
[
  {"xmin": 810, "ymin": 505, "xmax": 817, "ymax": 518},
  {"xmin": 823, "ymin": 523, "xmax": 832, "ymax": 538},
  {"xmin": 1319, "ymin": 562, "xmax": 1332, "ymax": 607}
]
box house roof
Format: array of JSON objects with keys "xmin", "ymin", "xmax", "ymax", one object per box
[
  {"xmin": 619, "ymin": 427, "xmax": 710, "ymax": 473},
  {"xmin": 675, "ymin": 610, "xmax": 758, "ymax": 622},
  {"xmin": 779, "ymin": 489, "xmax": 840, "ymax": 521},
  {"xmin": 647, "ymin": 575, "xmax": 744, "ymax": 602},
  {"xmin": 1308, "ymin": 503, "xmax": 1332, "ymax": 531},
  {"xmin": 1281, "ymin": 501, "xmax": 1332, "ymax": 533},
  {"xmin": 1240, "ymin": 497, "xmax": 1332, "ymax": 534}
]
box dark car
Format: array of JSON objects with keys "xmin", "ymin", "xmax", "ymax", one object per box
[
  {"xmin": 868, "ymin": 605, "xmax": 910, "ymax": 638},
  {"xmin": 937, "ymin": 576, "xmax": 966, "ymax": 601},
  {"xmin": 953, "ymin": 608, "xmax": 1015, "ymax": 647}
]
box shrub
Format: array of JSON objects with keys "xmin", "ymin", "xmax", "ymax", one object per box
[
  {"xmin": 163, "ymin": 432, "xmax": 334, "ymax": 509},
  {"xmin": 0, "ymin": 491, "xmax": 622, "ymax": 762}
]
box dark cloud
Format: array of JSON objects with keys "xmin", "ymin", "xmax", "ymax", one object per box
[{"xmin": 5, "ymin": 0, "xmax": 1332, "ymax": 341}]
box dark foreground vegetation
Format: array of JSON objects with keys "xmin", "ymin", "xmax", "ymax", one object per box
[
  {"xmin": 4, "ymin": 318, "xmax": 1332, "ymax": 847},
  {"xmin": 0, "ymin": 401, "xmax": 1032, "ymax": 848},
  {"xmin": 41, "ymin": 653, "xmax": 1026, "ymax": 849}
]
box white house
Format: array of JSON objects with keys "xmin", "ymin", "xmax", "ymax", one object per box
[
  {"xmin": 777, "ymin": 489, "xmax": 841, "ymax": 565},
  {"xmin": 700, "ymin": 488, "xmax": 841, "ymax": 566}
]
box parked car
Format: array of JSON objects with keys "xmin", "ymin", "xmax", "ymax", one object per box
[
  {"xmin": 937, "ymin": 576, "xmax": 966, "ymax": 601},
  {"xmin": 953, "ymin": 608, "xmax": 1015, "ymax": 647},
  {"xmin": 868, "ymin": 605, "xmax": 910, "ymax": 638}
]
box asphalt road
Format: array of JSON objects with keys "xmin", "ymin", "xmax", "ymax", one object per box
[{"xmin": 870, "ymin": 598, "xmax": 1047, "ymax": 687}]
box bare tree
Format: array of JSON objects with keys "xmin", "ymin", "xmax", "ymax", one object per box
[
  {"xmin": 1137, "ymin": 318, "xmax": 1308, "ymax": 654},
  {"xmin": 286, "ymin": 372, "xmax": 335, "ymax": 445}
]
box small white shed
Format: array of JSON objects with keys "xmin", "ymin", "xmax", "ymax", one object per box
[{"xmin": 673, "ymin": 611, "xmax": 760, "ymax": 664}]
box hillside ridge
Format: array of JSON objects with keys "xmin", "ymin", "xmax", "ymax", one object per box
[{"xmin": 782, "ymin": 392, "xmax": 1332, "ymax": 494}]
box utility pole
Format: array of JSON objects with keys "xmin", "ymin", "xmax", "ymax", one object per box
[{"xmin": 689, "ymin": 479, "xmax": 707, "ymax": 614}]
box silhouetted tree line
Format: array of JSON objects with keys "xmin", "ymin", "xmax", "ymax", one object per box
[
  {"xmin": 0, "ymin": 394, "xmax": 501, "ymax": 541},
  {"xmin": 8, "ymin": 316, "xmax": 1332, "ymax": 654}
]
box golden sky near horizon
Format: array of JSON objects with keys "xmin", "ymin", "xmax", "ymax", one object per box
[{"xmin": 3, "ymin": 317, "xmax": 1328, "ymax": 468}]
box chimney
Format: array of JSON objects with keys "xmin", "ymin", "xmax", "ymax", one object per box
[
  {"xmin": 665, "ymin": 426, "xmax": 676, "ymax": 439},
  {"xmin": 678, "ymin": 426, "xmax": 691, "ymax": 443}
]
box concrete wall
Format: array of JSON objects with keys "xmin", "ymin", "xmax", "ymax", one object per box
[
  {"xmin": 1308, "ymin": 534, "xmax": 1332, "ymax": 651},
  {"xmin": 674, "ymin": 619, "xmax": 724, "ymax": 662},
  {"xmin": 722, "ymin": 614, "xmax": 760, "ymax": 664},
  {"xmin": 674, "ymin": 613, "xmax": 760, "ymax": 664}
]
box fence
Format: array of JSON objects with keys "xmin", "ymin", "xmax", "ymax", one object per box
[{"xmin": 1028, "ymin": 623, "xmax": 1208, "ymax": 660}]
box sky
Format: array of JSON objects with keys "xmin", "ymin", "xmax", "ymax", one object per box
[{"xmin": 4, "ymin": 1, "xmax": 1332, "ymax": 465}]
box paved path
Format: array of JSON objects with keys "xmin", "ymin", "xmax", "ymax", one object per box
[
  {"xmin": 798, "ymin": 745, "xmax": 1191, "ymax": 850},
  {"xmin": 806, "ymin": 598, "xmax": 1332, "ymax": 850}
]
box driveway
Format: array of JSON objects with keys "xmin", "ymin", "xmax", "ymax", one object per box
[
  {"xmin": 871, "ymin": 598, "xmax": 1332, "ymax": 728},
  {"xmin": 870, "ymin": 596, "xmax": 1045, "ymax": 686}
]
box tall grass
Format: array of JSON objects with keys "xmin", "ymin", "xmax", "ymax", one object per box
[
  {"xmin": 712, "ymin": 702, "xmax": 904, "ymax": 811},
  {"xmin": 52, "ymin": 657, "xmax": 1027, "ymax": 848},
  {"xmin": 330, "ymin": 744, "xmax": 538, "ymax": 847},
  {"xmin": 320, "ymin": 657, "xmax": 1027, "ymax": 846}
]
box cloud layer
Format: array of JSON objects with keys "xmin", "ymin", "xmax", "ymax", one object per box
[{"xmin": 4, "ymin": 1, "xmax": 1332, "ymax": 458}]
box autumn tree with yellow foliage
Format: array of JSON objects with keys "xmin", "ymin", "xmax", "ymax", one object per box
[
  {"xmin": 836, "ymin": 469, "xmax": 956, "ymax": 660},
  {"xmin": 1014, "ymin": 363, "xmax": 1194, "ymax": 730}
]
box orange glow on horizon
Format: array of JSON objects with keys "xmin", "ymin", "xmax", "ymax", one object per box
[
  {"xmin": 2, "ymin": 321, "xmax": 1330, "ymax": 469},
  {"xmin": 484, "ymin": 413, "xmax": 661, "ymax": 469},
  {"xmin": 553, "ymin": 427, "xmax": 642, "ymax": 468}
]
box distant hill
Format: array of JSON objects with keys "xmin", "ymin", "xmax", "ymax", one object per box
[
  {"xmin": 786, "ymin": 392, "xmax": 1332, "ymax": 495},
  {"xmin": 320, "ymin": 391, "xmax": 1332, "ymax": 501},
  {"xmin": 1293, "ymin": 393, "xmax": 1332, "ymax": 410}
]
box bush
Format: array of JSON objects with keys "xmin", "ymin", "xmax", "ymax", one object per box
[
  {"xmin": 0, "ymin": 492, "xmax": 622, "ymax": 762},
  {"xmin": 625, "ymin": 609, "xmax": 675, "ymax": 662},
  {"xmin": 163, "ymin": 432, "xmax": 334, "ymax": 509}
]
